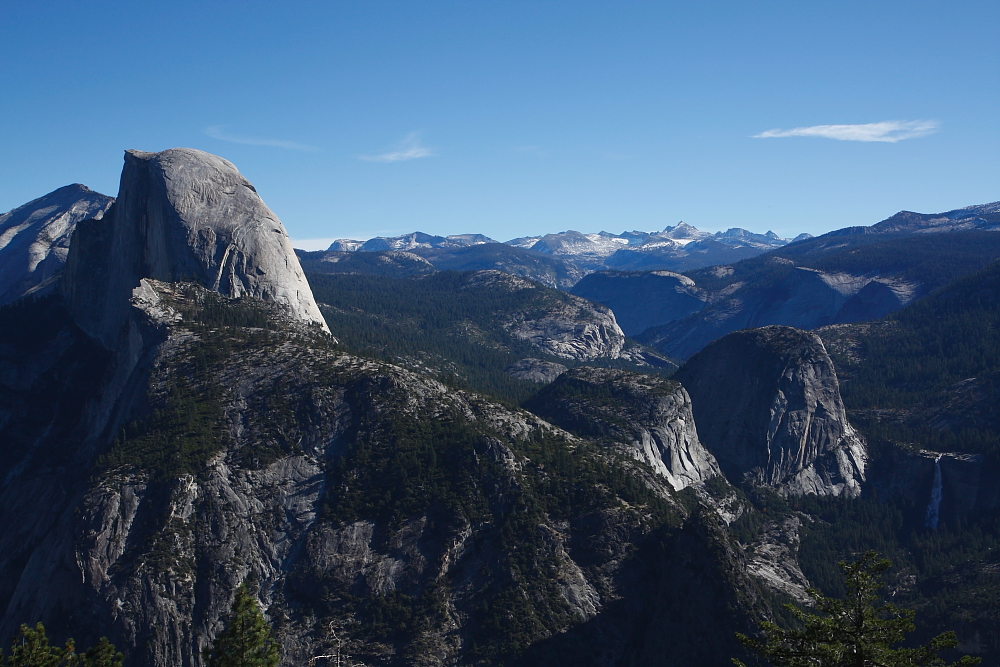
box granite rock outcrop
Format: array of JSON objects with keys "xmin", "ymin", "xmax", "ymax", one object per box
[
  {"xmin": 675, "ymin": 325, "xmax": 866, "ymax": 496},
  {"xmin": 503, "ymin": 357, "xmax": 568, "ymax": 383},
  {"xmin": 62, "ymin": 148, "xmax": 328, "ymax": 348},
  {"xmin": 0, "ymin": 279, "xmax": 766, "ymax": 667},
  {"xmin": 526, "ymin": 367, "xmax": 722, "ymax": 490},
  {"xmin": 458, "ymin": 270, "xmax": 628, "ymax": 361}
]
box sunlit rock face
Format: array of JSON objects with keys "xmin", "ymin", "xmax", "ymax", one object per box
[
  {"xmin": 676, "ymin": 325, "xmax": 866, "ymax": 497},
  {"xmin": 62, "ymin": 148, "xmax": 328, "ymax": 347},
  {"xmin": 527, "ymin": 366, "xmax": 722, "ymax": 491},
  {"xmin": 0, "ymin": 184, "xmax": 113, "ymax": 305}
]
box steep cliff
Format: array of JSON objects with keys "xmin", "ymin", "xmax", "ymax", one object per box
[
  {"xmin": 520, "ymin": 507, "xmax": 769, "ymax": 667},
  {"xmin": 62, "ymin": 148, "xmax": 328, "ymax": 348},
  {"xmin": 0, "ymin": 147, "xmax": 769, "ymax": 666},
  {"xmin": 0, "ymin": 149, "xmax": 790, "ymax": 667},
  {"xmin": 675, "ymin": 326, "xmax": 866, "ymax": 496},
  {"xmin": 0, "ymin": 184, "xmax": 113, "ymax": 305},
  {"xmin": 526, "ymin": 367, "xmax": 721, "ymax": 491},
  {"xmin": 0, "ymin": 280, "xmax": 769, "ymax": 667}
]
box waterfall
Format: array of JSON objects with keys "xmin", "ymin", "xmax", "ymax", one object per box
[{"xmin": 925, "ymin": 455, "xmax": 943, "ymax": 529}]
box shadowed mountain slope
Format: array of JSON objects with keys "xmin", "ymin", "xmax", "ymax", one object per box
[{"xmin": 0, "ymin": 184, "xmax": 113, "ymax": 305}]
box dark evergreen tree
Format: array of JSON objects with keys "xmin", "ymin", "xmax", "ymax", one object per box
[
  {"xmin": 80, "ymin": 638, "xmax": 124, "ymax": 667},
  {"xmin": 204, "ymin": 584, "xmax": 281, "ymax": 667},
  {"xmin": 735, "ymin": 552, "xmax": 981, "ymax": 667},
  {"xmin": 1, "ymin": 623, "xmax": 121, "ymax": 667}
]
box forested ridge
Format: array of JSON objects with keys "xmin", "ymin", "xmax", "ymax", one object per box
[
  {"xmin": 774, "ymin": 258, "xmax": 1000, "ymax": 660},
  {"xmin": 308, "ymin": 270, "xmax": 669, "ymax": 405},
  {"xmin": 687, "ymin": 230, "xmax": 1000, "ymax": 295}
]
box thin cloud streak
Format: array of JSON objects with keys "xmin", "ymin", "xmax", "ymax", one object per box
[
  {"xmin": 205, "ymin": 125, "xmax": 319, "ymax": 151},
  {"xmin": 753, "ymin": 120, "xmax": 939, "ymax": 143},
  {"xmin": 359, "ymin": 133, "xmax": 433, "ymax": 162}
]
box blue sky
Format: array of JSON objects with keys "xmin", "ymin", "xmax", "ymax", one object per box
[{"xmin": 2, "ymin": 1, "xmax": 997, "ymax": 248}]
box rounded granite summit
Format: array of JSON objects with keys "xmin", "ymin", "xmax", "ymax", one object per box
[{"xmin": 63, "ymin": 148, "xmax": 329, "ymax": 345}]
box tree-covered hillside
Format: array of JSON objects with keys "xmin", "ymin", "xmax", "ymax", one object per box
[
  {"xmin": 308, "ymin": 270, "xmax": 672, "ymax": 404},
  {"xmin": 823, "ymin": 259, "xmax": 1000, "ymax": 405},
  {"xmin": 689, "ymin": 230, "xmax": 1000, "ymax": 295},
  {"xmin": 751, "ymin": 259, "xmax": 1000, "ymax": 664}
]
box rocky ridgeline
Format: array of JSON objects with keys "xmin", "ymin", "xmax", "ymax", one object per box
[
  {"xmin": 0, "ymin": 184, "xmax": 113, "ymax": 305},
  {"xmin": 308, "ymin": 223, "xmax": 803, "ymax": 287},
  {"xmin": 0, "ymin": 275, "xmax": 767, "ymax": 667},
  {"xmin": 0, "ymin": 149, "xmax": 774, "ymax": 667},
  {"xmin": 624, "ymin": 264, "xmax": 920, "ymax": 359},
  {"xmin": 675, "ymin": 325, "xmax": 866, "ymax": 497},
  {"xmin": 574, "ymin": 201, "xmax": 1000, "ymax": 360}
]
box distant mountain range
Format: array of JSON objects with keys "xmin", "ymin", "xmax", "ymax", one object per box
[
  {"xmin": 322, "ymin": 223, "xmax": 810, "ymax": 277},
  {"xmin": 330, "ymin": 223, "xmax": 807, "ymax": 255},
  {"xmin": 3, "ymin": 150, "xmax": 1000, "ymax": 667},
  {"xmin": 296, "ymin": 223, "xmax": 809, "ymax": 290},
  {"xmin": 575, "ymin": 201, "xmax": 1000, "ymax": 358}
]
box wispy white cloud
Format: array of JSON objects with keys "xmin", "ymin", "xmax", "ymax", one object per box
[
  {"xmin": 753, "ymin": 120, "xmax": 939, "ymax": 143},
  {"xmin": 205, "ymin": 125, "xmax": 319, "ymax": 151},
  {"xmin": 359, "ymin": 132, "xmax": 433, "ymax": 162}
]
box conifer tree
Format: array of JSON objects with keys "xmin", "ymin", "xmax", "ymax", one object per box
[
  {"xmin": 1, "ymin": 623, "xmax": 121, "ymax": 667},
  {"xmin": 735, "ymin": 551, "xmax": 980, "ymax": 667},
  {"xmin": 80, "ymin": 637, "xmax": 124, "ymax": 667},
  {"xmin": 204, "ymin": 583, "xmax": 280, "ymax": 667}
]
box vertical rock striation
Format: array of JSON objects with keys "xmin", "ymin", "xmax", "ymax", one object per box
[
  {"xmin": 62, "ymin": 148, "xmax": 328, "ymax": 348},
  {"xmin": 526, "ymin": 366, "xmax": 722, "ymax": 490},
  {"xmin": 675, "ymin": 325, "xmax": 866, "ymax": 496}
]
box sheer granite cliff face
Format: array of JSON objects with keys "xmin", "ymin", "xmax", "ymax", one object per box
[
  {"xmin": 675, "ymin": 326, "xmax": 866, "ymax": 497},
  {"xmin": 526, "ymin": 367, "xmax": 722, "ymax": 491},
  {"xmin": 62, "ymin": 148, "xmax": 328, "ymax": 348},
  {"xmin": 0, "ymin": 184, "xmax": 114, "ymax": 305},
  {"xmin": 0, "ymin": 151, "xmax": 772, "ymax": 667},
  {"xmin": 0, "ymin": 282, "xmax": 767, "ymax": 667}
]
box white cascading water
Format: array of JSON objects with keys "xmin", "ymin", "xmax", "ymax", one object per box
[{"xmin": 925, "ymin": 455, "xmax": 943, "ymax": 529}]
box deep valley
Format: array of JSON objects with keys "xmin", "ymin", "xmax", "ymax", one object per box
[{"xmin": 1, "ymin": 148, "xmax": 998, "ymax": 667}]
